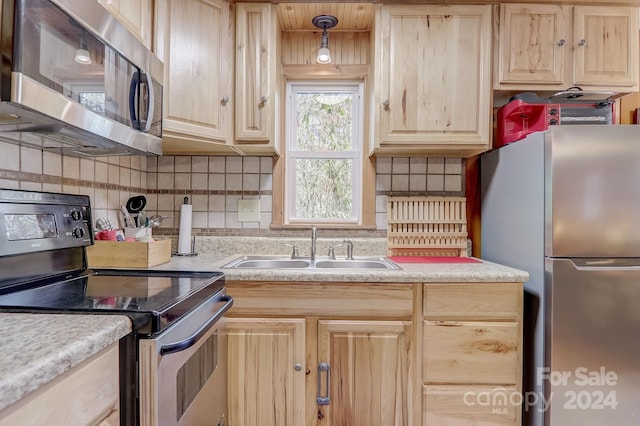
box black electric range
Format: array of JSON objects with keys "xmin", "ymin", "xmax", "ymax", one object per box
[
  {"xmin": 0, "ymin": 268, "xmax": 225, "ymax": 335},
  {"xmin": 0, "ymin": 189, "xmax": 230, "ymax": 425}
]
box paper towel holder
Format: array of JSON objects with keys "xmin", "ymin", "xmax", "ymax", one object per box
[{"xmin": 173, "ymin": 196, "xmax": 198, "ymax": 257}]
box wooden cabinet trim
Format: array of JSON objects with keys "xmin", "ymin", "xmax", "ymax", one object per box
[{"xmin": 227, "ymin": 281, "xmax": 414, "ymax": 317}]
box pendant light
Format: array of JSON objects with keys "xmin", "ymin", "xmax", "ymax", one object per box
[
  {"xmin": 312, "ymin": 15, "xmax": 338, "ymax": 65},
  {"xmin": 74, "ymin": 33, "xmax": 92, "ymax": 65}
]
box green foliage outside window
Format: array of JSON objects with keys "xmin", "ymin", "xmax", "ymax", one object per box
[{"xmin": 293, "ymin": 93, "xmax": 354, "ymax": 220}]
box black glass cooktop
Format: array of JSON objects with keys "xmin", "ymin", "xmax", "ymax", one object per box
[{"xmin": 0, "ymin": 269, "xmax": 225, "ymax": 335}]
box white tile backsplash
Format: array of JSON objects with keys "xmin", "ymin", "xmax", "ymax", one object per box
[
  {"xmin": 192, "ymin": 173, "xmax": 208, "ymax": 190},
  {"xmin": 21, "ymin": 146, "xmax": 42, "ymax": 174},
  {"xmin": 95, "ymin": 161, "xmax": 109, "ymax": 183},
  {"xmin": 158, "ymin": 156, "xmax": 174, "ymax": 172},
  {"xmin": 226, "ymin": 157, "xmax": 242, "ymax": 173},
  {"xmin": 0, "ymin": 142, "xmax": 19, "ymax": 172},
  {"xmin": 42, "ymin": 151, "xmax": 62, "ymax": 176},
  {"xmin": 392, "ymin": 157, "xmax": 410, "ymax": 174},
  {"xmin": 243, "ymin": 157, "xmax": 260, "ymax": 173},
  {"xmin": 80, "ymin": 159, "xmax": 95, "ymax": 181},
  {"xmin": 409, "ymin": 157, "xmax": 427, "ymax": 174},
  {"xmin": 0, "ymin": 148, "xmax": 465, "ymax": 236},
  {"xmin": 428, "ymin": 157, "xmax": 445, "ymax": 174},
  {"xmin": 175, "ymin": 156, "xmax": 191, "ymax": 172},
  {"xmin": 192, "ymin": 156, "xmax": 208, "ymax": 172}
]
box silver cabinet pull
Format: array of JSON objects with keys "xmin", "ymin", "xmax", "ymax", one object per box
[
  {"xmin": 221, "ymin": 96, "xmax": 230, "ymax": 105},
  {"xmin": 316, "ymin": 362, "xmax": 330, "ymax": 406},
  {"xmin": 578, "ymin": 39, "xmax": 587, "ymax": 46},
  {"xmin": 382, "ymin": 99, "xmax": 390, "ymax": 110},
  {"xmin": 558, "ymin": 39, "xmax": 566, "ymax": 46},
  {"xmin": 259, "ymin": 96, "xmax": 268, "ymax": 107},
  {"xmin": 294, "ymin": 363, "xmax": 302, "ymax": 371}
]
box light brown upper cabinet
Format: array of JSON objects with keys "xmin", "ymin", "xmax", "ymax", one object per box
[
  {"xmin": 372, "ymin": 5, "xmax": 492, "ymax": 158},
  {"xmin": 155, "ymin": 0, "xmax": 236, "ymax": 154},
  {"xmin": 98, "ymin": 0, "xmax": 153, "ymax": 49},
  {"xmin": 495, "ymin": 4, "xmax": 639, "ymax": 92},
  {"xmin": 235, "ymin": 3, "xmax": 279, "ymax": 155}
]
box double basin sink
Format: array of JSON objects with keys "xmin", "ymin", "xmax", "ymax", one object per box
[{"xmin": 222, "ymin": 255, "xmax": 401, "ymax": 270}]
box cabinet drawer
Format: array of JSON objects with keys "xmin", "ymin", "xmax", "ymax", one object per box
[
  {"xmin": 227, "ymin": 282, "xmax": 413, "ymax": 317},
  {"xmin": 423, "ymin": 321, "xmax": 519, "ymax": 385},
  {"xmin": 424, "ymin": 283, "xmax": 521, "ymax": 320},
  {"xmin": 423, "ymin": 385, "xmax": 519, "ymax": 426}
]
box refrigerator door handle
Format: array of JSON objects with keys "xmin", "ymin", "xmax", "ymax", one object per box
[{"xmin": 569, "ymin": 258, "xmax": 640, "ymax": 270}]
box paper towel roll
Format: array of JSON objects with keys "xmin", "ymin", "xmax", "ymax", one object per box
[{"xmin": 177, "ymin": 201, "xmax": 192, "ymax": 254}]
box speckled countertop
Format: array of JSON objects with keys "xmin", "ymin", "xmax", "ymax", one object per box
[
  {"xmin": 153, "ymin": 253, "xmax": 530, "ymax": 283},
  {"xmin": 151, "ymin": 236, "xmax": 529, "ymax": 283},
  {"xmin": 0, "ymin": 236, "xmax": 528, "ymax": 414},
  {"xmin": 0, "ymin": 314, "xmax": 131, "ymax": 412}
]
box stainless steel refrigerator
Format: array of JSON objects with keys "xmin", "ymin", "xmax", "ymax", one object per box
[{"xmin": 481, "ymin": 125, "xmax": 640, "ymax": 426}]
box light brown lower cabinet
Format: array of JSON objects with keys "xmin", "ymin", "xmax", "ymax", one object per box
[
  {"xmin": 226, "ymin": 281, "xmax": 416, "ymax": 426},
  {"xmin": 422, "ymin": 283, "xmax": 523, "ymax": 426},
  {"xmin": 0, "ymin": 342, "xmax": 120, "ymax": 426},
  {"xmin": 226, "ymin": 280, "xmax": 523, "ymax": 426},
  {"xmin": 227, "ymin": 317, "xmax": 412, "ymax": 426}
]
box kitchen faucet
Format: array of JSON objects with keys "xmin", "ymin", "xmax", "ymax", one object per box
[
  {"xmin": 310, "ymin": 226, "xmax": 317, "ymax": 260},
  {"xmin": 327, "ymin": 239, "xmax": 354, "ymax": 260}
]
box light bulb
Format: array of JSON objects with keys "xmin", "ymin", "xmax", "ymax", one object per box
[
  {"xmin": 316, "ymin": 47, "xmax": 331, "ymax": 64},
  {"xmin": 75, "ymin": 47, "xmax": 92, "ymax": 64}
]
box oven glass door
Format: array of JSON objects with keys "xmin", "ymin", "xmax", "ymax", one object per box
[{"xmin": 18, "ymin": 0, "xmax": 141, "ymax": 130}]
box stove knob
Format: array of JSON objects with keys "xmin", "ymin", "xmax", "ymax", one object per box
[
  {"xmin": 73, "ymin": 227, "xmax": 85, "ymax": 239},
  {"xmin": 70, "ymin": 210, "xmax": 82, "ymax": 221}
]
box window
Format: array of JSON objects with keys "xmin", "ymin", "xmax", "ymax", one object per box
[{"xmin": 284, "ymin": 82, "xmax": 364, "ymax": 224}]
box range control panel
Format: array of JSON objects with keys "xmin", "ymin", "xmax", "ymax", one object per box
[{"xmin": 0, "ymin": 189, "xmax": 93, "ymax": 257}]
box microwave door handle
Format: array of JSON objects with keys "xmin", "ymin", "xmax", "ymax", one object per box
[
  {"xmin": 142, "ymin": 71, "xmax": 154, "ymax": 133},
  {"xmin": 159, "ymin": 295, "xmax": 234, "ymax": 356},
  {"xmin": 129, "ymin": 71, "xmax": 140, "ymax": 129}
]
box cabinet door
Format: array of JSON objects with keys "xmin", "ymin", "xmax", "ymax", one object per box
[
  {"xmin": 98, "ymin": 0, "xmax": 152, "ymax": 48},
  {"xmin": 573, "ymin": 6, "xmax": 639, "ymax": 88},
  {"xmin": 226, "ymin": 318, "xmax": 306, "ymax": 426},
  {"xmin": 497, "ymin": 4, "xmax": 566, "ymax": 85},
  {"xmin": 235, "ymin": 3, "xmax": 276, "ymax": 143},
  {"xmin": 155, "ymin": 0, "xmax": 233, "ymax": 145},
  {"xmin": 317, "ymin": 320, "xmax": 413, "ymax": 426},
  {"xmin": 374, "ymin": 5, "xmax": 491, "ymax": 149}
]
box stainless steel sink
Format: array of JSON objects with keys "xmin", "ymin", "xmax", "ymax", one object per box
[
  {"xmin": 221, "ymin": 255, "xmax": 401, "ymax": 270},
  {"xmin": 222, "ymin": 256, "xmax": 310, "ymax": 269},
  {"xmin": 315, "ymin": 259, "xmax": 400, "ymax": 269}
]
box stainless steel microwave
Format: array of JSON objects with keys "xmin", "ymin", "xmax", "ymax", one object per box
[{"xmin": 0, "ymin": 0, "xmax": 163, "ymax": 156}]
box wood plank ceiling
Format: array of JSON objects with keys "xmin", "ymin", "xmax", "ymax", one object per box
[{"xmin": 276, "ymin": 3, "xmax": 374, "ymax": 31}]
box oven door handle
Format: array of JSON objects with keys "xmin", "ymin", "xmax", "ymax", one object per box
[{"xmin": 159, "ymin": 295, "xmax": 233, "ymax": 356}]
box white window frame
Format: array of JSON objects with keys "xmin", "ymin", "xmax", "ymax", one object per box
[{"xmin": 284, "ymin": 81, "xmax": 364, "ymax": 225}]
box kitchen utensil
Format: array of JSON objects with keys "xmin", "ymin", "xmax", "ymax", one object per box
[
  {"xmin": 121, "ymin": 206, "xmax": 134, "ymax": 228},
  {"xmin": 137, "ymin": 211, "xmax": 147, "ymax": 228},
  {"xmin": 95, "ymin": 217, "xmax": 112, "ymax": 231},
  {"xmin": 146, "ymin": 215, "xmax": 172, "ymax": 228},
  {"xmin": 126, "ymin": 196, "xmax": 147, "ymax": 213}
]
